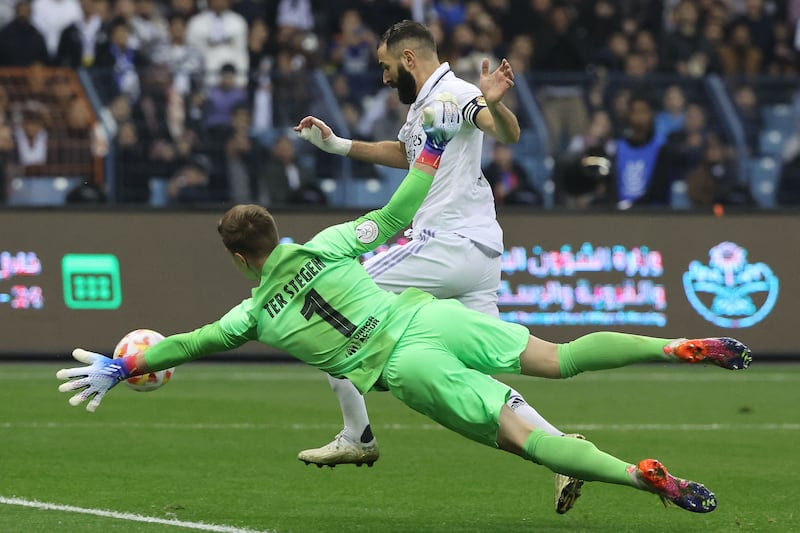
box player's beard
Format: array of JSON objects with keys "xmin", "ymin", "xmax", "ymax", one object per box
[{"xmin": 395, "ymin": 64, "xmax": 417, "ymax": 105}]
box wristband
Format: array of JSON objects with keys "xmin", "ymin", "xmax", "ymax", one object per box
[
  {"xmin": 298, "ymin": 124, "xmax": 353, "ymax": 156},
  {"xmin": 416, "ymin": 143, "xmax": 443, "ymax": 169},
  {"xmin": 115, "ymin": 355, "xmax": 139, "ymax": 378}
]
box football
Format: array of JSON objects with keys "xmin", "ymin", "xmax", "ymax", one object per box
[{"xmin": 112, "ymin": 328, "xmax": 174, "ymax": 392}]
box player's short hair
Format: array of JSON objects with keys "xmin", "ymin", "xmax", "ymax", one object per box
[
  {"xmin": 218, "ymin": 204, "xmax": 279, "ymax": 258},
  {"xmin": 379, "ymin": 20, "xmax": 437, "ymax": 56}
]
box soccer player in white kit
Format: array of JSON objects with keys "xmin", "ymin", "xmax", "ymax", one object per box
[{"xmin": 294, "ymin": 20, "xmax": 584, "ymax": 513}]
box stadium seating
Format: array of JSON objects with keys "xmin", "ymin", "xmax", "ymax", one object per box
[
  {"xmin": 748, "ymin": 156, "xmax": 781, "ymax": 208},
  {"xmin": 758, "ymin": 129, "xmax": 785, "ymax": 157}
]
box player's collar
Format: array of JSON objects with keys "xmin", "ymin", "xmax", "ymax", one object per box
[{"xmin": 413, "ymin": 62, "xmax": 452, "ymax": 110}]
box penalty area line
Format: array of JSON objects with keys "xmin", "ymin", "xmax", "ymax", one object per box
[{"xmin": 0, "ymin": 496, "xmax": 273, "ymax": 533}]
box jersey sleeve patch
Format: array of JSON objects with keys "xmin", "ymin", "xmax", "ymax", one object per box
[
  {"xmin": 462, "ymin": 95, "xmax": 487, "ymax": 127},
  {"xmin": 355, "ymin": 220, "xmax": 380, "ymax": 244}
]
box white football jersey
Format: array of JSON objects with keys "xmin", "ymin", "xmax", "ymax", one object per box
[{"xmin": 397, "ymin": 62, "xmax": 503, "ymax": 254}]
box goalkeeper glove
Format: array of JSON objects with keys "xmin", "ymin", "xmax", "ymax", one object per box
[
  {"xmin": 56, "ymin": 349, "xmax": 137, "ymax": 412},
  {"xmin": 416, "ymin": 92, "xmax": 462, "ymax": 169}
]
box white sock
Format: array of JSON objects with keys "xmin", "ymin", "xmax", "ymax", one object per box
[
  {"xmin": 327, "ymin": 374, "xmax": 373, "ymax": 443},
  {"xmin": 507, "ymin": 387, "xmax": 565, "ymax": 436}
]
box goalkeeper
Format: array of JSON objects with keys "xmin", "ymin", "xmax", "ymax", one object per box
[{"xmin": 57, "ymin": 94, "xmax": 750, "ymax": 514}]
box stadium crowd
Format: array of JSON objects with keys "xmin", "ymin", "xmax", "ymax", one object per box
[{"xmin": 0, "ymin": 0, "xmax": 798, "ymax": 208}]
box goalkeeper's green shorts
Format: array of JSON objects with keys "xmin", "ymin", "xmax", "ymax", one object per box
[{"xmin": 378, "ymin": 298, "xmax": 530, "ymax": 448}]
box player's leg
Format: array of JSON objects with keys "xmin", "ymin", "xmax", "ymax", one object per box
[
  {"xmin": 383, "ymin": 327, "xmax": 715, "ymax": 513},
  {"xmin": 518, "ymin": 332, "xmax": 752, "ymax": 380},
  {"xmin": 370, "ymin": 234, "xmax": 567, "ymax": 435},
  {"xmin": 297, "ymin": 375, "xmax": 378, "ymax": 468},
  {"xmin": 497, "ymin": 407, "xmax": 717, "ymax": 513}
]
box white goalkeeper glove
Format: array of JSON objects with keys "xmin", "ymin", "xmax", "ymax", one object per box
[
  {"xmin": 56, "ymin": 349, "xmax": 133, "ymax": 412},
  {"xmin": 415, "ymin": 93, "xmax": 462, "ymax": 168},
  {"xmin": 295, "ymin": 117, "xmax": 353, "ymax": 156}
]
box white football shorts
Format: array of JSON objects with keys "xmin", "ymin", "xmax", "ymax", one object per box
[{"xmin": 363, "ymin": 229, "xmax": 501, "ymax": 317}]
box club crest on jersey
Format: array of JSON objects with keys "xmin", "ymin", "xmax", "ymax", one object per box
[{"xmin": 356, "ymin": 220, "xmax": 379, "ymax": 244}]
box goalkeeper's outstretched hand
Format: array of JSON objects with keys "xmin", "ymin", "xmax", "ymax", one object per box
[
  {"xmin": 56, "ymin": 349, "xmax": 131, "ymax": 412},
  {"xmin": 421, "ymin": 92, "xmax": 462, "ymax": 154}
]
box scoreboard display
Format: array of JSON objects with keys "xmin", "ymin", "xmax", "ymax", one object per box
[{"xmin": 0, "ymin": 209, "xmax": 794, "ymax": 357}]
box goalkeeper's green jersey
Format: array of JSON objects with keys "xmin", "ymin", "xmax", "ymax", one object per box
[{"xmin": 143, "ymin": 168, "xmax": 436, "ymax": 393}]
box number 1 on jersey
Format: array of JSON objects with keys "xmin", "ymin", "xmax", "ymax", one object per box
[{"xmin": 301, "ymin": 288, "xmax": 357, "ymax": 337}]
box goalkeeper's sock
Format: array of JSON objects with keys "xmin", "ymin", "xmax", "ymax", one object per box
[
  {"xmin": 558, "ymin": 332, "xmax": 672, "ymax": 378},
  {"xmin": 522, "ymin": 429, "xmax": 633, "ymax": 487},
  {"xmin": 328, "ymin": 374, "xmax": 373, "ymax": 443}
]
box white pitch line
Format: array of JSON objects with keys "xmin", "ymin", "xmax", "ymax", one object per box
[{"xmin": 0, "ymin": 496, "xmax": 272, "ymax": 533}]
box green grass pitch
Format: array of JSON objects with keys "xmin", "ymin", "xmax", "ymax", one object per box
[{"xmin": 1, "ymin": 361, "xmax": 797, "ymax": 532}]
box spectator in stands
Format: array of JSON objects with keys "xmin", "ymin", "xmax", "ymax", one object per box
[
  {"xmin": 359, "ymin": 87, "xmax": 407, "ymax": 145},
  {"xmin": 186, "ymin": 0, "xmax": 248, "ymax": 87},
  {"xmin": 247, "ymin": 18, "xmax": 275, "ymax": 90},
  {"xmin": 533, "ymin": 4, "xmax": 592, "ymax": 152},
  {"xmin": 256, "ymin": 134, "xmax": 323, "ymax": 206},
  {"xmin": 483, "ymin": 143, "xmax": 540, "ymax": 206},
  {"xmin": 204, "ymin": 63, "xmax": 248, "ymax": 132},
  {"xmin": 275, "ymin": 0, "xmax": 314, "ymax": 43},
  {"xmin": 130, "ymin": 63, "xmax": 186, "ymax": 192},
  {"xmin": 115, "ymin": 119, "xmax": 150, "ymax": 203},
  {"xmin": 686, "ymin": 133, "xmax": 751, "ymax": 207},
  {"xmin": 577, "ymin": 0, "xmax": 621, "ymax": 52},
  {"xmin": 451, "ymin": 24, "xmax": 501, "ymax": 88},
  {"xmin": 732, "ymin": 83, "xmax": 762, "ymax": 155},
  {"xmin": 129, "ymin": 0, "xmax": 168, "ymax": 59},
  {"xmin": 31, "ymin": 0, "xmax": 81, "ymax": 59},
  {"xmin": 661, "ymin": 0, "xmax": 720, "ymax": 77},
  {"xmin": 555, "ymin": 109, "xmax": 613, "ymax": 208},
  {"xmin": 595, "ymin": 31, "xmax": 629, "ymax": 72},
  {"xmin": 767, "ymin": 19, "xmax": 799, "ymax": 76},
  {"xmin": 271, "ymin": 47, "xmax": 311, "ymax": 128},
  {"xmin": 13, "ymin": 101, "xmax": 50, "ymax": 170},
  {"xmin": 565, "ymin": 108, "xmax": 614, "ymax": 156},
  {"xmin": 609, "ymin": 94, "xmax": 670, "ymax": 209},
  {"xmin": 504, "ymin": 33, "xmax": 534, "ymax": 75},
  {"xmin": 55, "ymin": 0, "xmax": 107, "ymax": 68},
  {"xmin": 730, "ymin": 0, "xmax": 775, "ymax": 69},
  {"xmin": 0, "ymin": 0, "xmax": 50, "ymax": 66},
  {"xmin": 249, "ymin": 52, "xmax": 273, "ymax": 135},
  {"xmin": 632, "ymin": 29, "xmax": 660, "ymax": 73},
  {"xmin": 167, "ymin": 153, "xmax": 214, "ymax": 204},
  {"xmin": 150, "ymin": 13, "xmax": 205, "ymax": 96},
  {"xmin": 328, "ymin": 9, "xmax": 377, "ymax": 100},
  {"xmin": 655, "ymin": 85, "xmax": 687, "ymax": 139},
  {"xmin": 661, "ymin": 103, "xmax": 709, "ymax": 185},
  {"xmin": 94, "ymin": 16, "xmax": 142, "ymax": 101},
  {"xmin": 717, "ymin": 20, "xmax": 763, "ymax": 76},
  {"xmin": 224, "ymin": 104, "xmax": 261, "ymax": 203}
]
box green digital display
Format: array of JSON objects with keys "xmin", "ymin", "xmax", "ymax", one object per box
[{"xmin": 61, "ymin": 254, "xmax": 122, "ymax": 310}]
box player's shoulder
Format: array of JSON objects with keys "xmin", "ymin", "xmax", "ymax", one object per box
[{"xmin": 440, "ymin": 73, "xmax": 481, "ymax": 97}]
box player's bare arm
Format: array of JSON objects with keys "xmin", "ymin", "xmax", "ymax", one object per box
[
  {"xmin": 475, "ymin": 58, "xmax": 520, "ymax": 144},
  {"xmin": 294, "ymin": 116, "xmax": 409, "ymax": 169}
]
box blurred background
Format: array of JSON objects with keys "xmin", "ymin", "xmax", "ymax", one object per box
[{"xmin": 0, "ymin": 0, "xmax": 797, "ymax": 210}]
